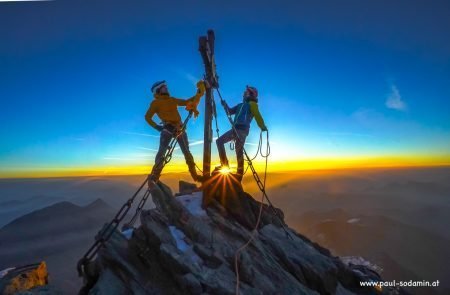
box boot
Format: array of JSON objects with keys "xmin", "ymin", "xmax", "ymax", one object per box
[{"xmin": 195, "ymin": 174, "xmax": 205, "ymax": 182}]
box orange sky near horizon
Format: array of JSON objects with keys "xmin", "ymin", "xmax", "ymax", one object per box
[{"xmin": 1, "ymin": 154, "xmax": 448, "ymax": 179}]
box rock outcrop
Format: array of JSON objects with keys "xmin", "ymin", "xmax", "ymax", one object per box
[
  {"xmin": 79, "ymin": 180, "xmax": 407, "ymax": 294},
  {"xmin": 0, "ymin": 262, "xmax": 50, "ymax": 295}
]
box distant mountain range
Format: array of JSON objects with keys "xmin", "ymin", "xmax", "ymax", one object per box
[
  {"xmin": 0, "ymin": 198, "xmax": 116, "ymax": 294},
  {"xmin": 295, "ymin": 208, "xmax": 450, "ymax": 295}
]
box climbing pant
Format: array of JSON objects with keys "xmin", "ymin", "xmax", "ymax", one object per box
[
  {"xmin": 150, "ymin": 125, "xmax": 198, "ymax": 182},
  {"xmin": 216, "ymin": 128, "xmax": 249, "ymax": 176}
]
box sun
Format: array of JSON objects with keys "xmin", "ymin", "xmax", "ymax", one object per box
[{"xmin": 219, "ymin": 166, "xmax": 232, "ymax": 175}]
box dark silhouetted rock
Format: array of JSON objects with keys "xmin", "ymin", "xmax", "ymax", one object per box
[{"xmin": 79, "ymin": 181, "xmax": 408, "ymax": 295}]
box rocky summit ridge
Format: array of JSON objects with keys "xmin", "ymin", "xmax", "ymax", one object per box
[{"xmin": 77, "ymin": 180, "xmax": 407, "ymax": 295}]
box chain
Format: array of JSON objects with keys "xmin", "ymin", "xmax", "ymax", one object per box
[
  {"xmin": 215, "ymin": 89, "xmax": 292, "ymax": 240},
  {"xmin": 126, "ymin": 189, "xmax": 151, "ymax": 227},
  {"xmin": 77, "ymin": 112, "xmax": 194, "ymax": 278},
  {"xmin": 123, "ymin": 112, "xmax": 194, "ymax": 229},
  {"xmin": 77, "ymin": 178, "xmax": 147, "ymax": 276},
  {"xmin": 211, "ymin": 95, "xmax": 220, "ymax": 139}
]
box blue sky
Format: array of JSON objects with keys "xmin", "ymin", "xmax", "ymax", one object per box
[{"xmin": 1, "ymin": 0, "xmax": 449, "ymax": 176}]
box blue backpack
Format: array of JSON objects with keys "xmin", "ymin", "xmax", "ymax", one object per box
[{"xmin": 233, "ymin": 102, "xmax": 253, "ymax": 129}]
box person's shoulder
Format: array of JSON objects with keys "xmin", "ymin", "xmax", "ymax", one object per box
[
  {"xmin": 167, "ymin": 96, "xmax": 180, "ymax": 102},
  {"xmin": 149, "ymin": 98, "xmax": 161, "ymax": 109}
]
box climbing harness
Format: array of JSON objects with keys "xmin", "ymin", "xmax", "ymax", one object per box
[
  {"xmin": 215, "ymin": 88, "xmax": 292, "ymax": 240},
  {"xmin": 78, "ymin": 30, "xmax": 293, "ymax": 295},
  {"xmin": 77, "ymin": 112, "xmax": 194, "ymax": 277},
  {"xmin": 124, "ymin": 111, "xmax": 196, "ymax": 230}
]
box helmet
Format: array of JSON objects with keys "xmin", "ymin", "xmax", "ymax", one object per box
[
  {"xmin": 246, "ymin": 85, "xmax": 258, "ymax": 99},
  {"xmin": 151, "ymin": 80, "xmax": 167, "ymax": 94}
]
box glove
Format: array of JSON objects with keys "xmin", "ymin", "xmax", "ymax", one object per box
[
  {"xmin": 261, "ymin": 126, "xmax": 268, "ymax": 132},
  {"xmin": 193, "ymin": 109, "xmax": 200, "ymax": 118},
  {"xmin": 154, "ymin": 125, "xmax": 163, "ymax": 132},
  {"xmin": 196, "ymin": 80, "xmax": 206, "ymax": 90}
]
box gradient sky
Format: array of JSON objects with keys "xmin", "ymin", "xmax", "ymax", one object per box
[{"xmin": 1, "ymin": 0, "xmax": 450, "ymax": 177}]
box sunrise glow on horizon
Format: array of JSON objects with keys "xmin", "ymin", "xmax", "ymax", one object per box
[{"xmin": 1, "ymin": 1, "xmax": 449, "ymax": 178}]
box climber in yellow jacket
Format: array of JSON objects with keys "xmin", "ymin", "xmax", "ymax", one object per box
[{"xmin": 145, "ymin": 80, "xmax": 205, "ymax": 186}]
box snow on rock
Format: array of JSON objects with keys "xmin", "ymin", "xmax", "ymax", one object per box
[
  {"xmin": 347, "ymin": 218, "xmax": 360, "ymax": 224},
  {"xmin": 169, "ymin": 226, "xmax": 190, "ymax": 252},
  {"xmin": 168, "ymin": 225, "xmax": 203, "ymax": 265},
  {"xmin": 80, "ymin": 181, "xmax": 404, "ymax": 295},
  {"xmin": 0, "ymin": 267, "xmax": 15, "ymax": 279},
  {"xmin": 121, "ymin": 228, "xmax": 134, "ymax": 240},
  {"xmin": 340, "ymin": 256, "xmax": 383, "ymax": 273},
  {"xmin": 176, "ymin": 191, "xmax": 207, "ymax": 217}
]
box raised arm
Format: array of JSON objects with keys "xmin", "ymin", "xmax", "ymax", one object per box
[
  {"xmin": 172, "ymin": 81, "xmax": 205, "ymax": 117},
  {"xmin": 227, "ymin": 103, "xmax": 239, "ymax": 115},
  {"xmin": 174, "ymin": 81, "xmax": 206, "ymax": 106},
  {"xmin": 249, "ymin": 101, "xmax": 267, "ymax": 130}
]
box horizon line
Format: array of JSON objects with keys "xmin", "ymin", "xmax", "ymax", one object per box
[{"xmin": 1, "ymin": 163, "xmax": 449, "ymax": 180}]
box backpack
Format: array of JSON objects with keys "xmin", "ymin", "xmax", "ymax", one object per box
[{"xmin": 233, "ymin": 102, "xmax": 253, "ymax": 129}]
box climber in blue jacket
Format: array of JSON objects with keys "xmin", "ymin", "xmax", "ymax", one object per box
[{"xmin": 216, "ymin": 85, "xmax": 267, "ymax": 181}]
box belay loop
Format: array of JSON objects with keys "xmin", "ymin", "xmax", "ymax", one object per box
[{"xmin": 123, "ymin": 112, "xmax": 194, "ymax": 230}]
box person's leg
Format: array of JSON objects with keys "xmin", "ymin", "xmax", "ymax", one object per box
[
  {"xmin": 177, "ymin": 131, "xmax": 199, "ymax": 181},
  {"xmin": 235, "ymin": 130, "xmax": 248, "ymax": 178},
  {"xmin": 216, "ymin": 129, "xmax": 234, "ymax": 167},
  {"xmin": 150, "ymin": 130, "xmax": 172, "ymax": 182}
]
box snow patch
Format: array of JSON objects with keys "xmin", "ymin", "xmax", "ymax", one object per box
[
  {"xmin": 0, "ymin": 267, "xmax": 15, "ymax": 279},
  {"xmin": 168, "ymin": 225, "xmax": 203, "ymax": 265},
  {"xmin": 169, "ymin": 226, "xmax": 190, "ymax": 252},
  {"xmin": 121, "ymin": 228, "xmax": 134, "ymax": 240},
  {"xmin": 340, "ymin": 256, "xmax": 383, "ymax": 273},
  {"xmin": 347, "ymin": 218, "xmax": 360, "ymax": 224},
  {"xmin": 177, "ymin": 191, "xmax": 207, "ymax": 217}
]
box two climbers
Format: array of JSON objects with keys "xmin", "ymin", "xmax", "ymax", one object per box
[
  {"xmin": 145, "ymin": 81, "xmax": 267, "ymax": 184},
  {"xmin": 216, "ymin": 85, "xmax": 267, "ymax": 181},
  {"xmin": 145, "ymin": 80, "xmax": 206, "ymax": 186}
]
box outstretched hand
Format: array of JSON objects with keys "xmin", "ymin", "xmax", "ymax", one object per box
[{"xmin": 196, "ymin": 80, "xmax": 206, "ymax": 90}]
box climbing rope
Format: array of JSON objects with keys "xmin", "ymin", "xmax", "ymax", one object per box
[
  {"xmin": 241, "ymin": 131, "xmax": 268, "ymax": 176},
  {"xmin": 214, "ymin": 88, "xmax": 292, "ymax": 293},
  {"xmin": 215, "ymin": 88, "xmax": 292, "ymax": 239},
  {"xmin": 77, "ymin": 111, "xmax": 194, "ymax": 278},
  {"xmin": 234, "ymin": 130, "xmax": 270, "ymax": 295}
]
